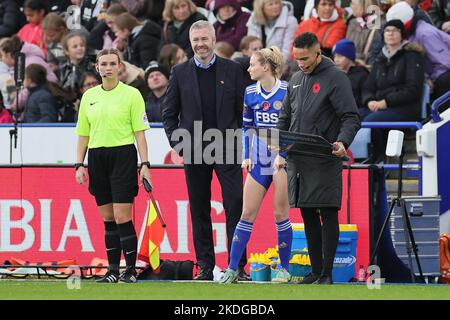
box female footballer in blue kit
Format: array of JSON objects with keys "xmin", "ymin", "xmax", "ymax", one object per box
[{"xmin": 220, "ymin": 46, "xmax": 292, "ymax": 284}]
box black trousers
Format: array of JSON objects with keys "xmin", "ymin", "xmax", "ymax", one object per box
[
  {"xmin": 184, "ymin": 163, "xmax": 246, "ymax": 270},
  {"xmin": 300, "ymin": 207, "xmax": 340, "ymax": 276}
]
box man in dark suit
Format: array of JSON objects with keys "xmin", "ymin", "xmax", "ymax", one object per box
[{"xmin": 162, "ymin": 20, "xmax": 248, "ymax": 281}]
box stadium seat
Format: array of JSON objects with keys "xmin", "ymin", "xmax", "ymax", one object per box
[{"xmin": 348, "ymin": 128, "xmax": 371, "ymax": 160}]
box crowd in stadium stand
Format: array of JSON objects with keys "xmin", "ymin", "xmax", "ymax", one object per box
[{"xmin": 0, "ymin": 0, "xmax": 449, "ymax": 134}]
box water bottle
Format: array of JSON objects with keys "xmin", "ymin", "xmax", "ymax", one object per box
[{"xmin": 358, "ymin": 265, "xmax": 365, "ymax": 282}]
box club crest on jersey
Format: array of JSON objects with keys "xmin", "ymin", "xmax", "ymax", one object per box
[
  {"xmin": 273, "ymin": 100, "xmax": 283, "ymax": 110},
  {"xmin": 262, "ymin": 101, "xmax": 270, "ymax": 111}
]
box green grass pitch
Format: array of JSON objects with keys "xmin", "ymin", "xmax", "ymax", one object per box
[{"xmin": 0, "ymin": 280, "xmax": 449, "ymax": 300}]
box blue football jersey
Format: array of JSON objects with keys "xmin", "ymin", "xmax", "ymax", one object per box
[{"xmin": 242, "ymin": 79, "xmax": 288, "ymax": 159}]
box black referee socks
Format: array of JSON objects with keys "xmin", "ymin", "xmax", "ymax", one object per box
[
  {"xmin": 104, "ymin": 221, "xmax": 121, "ymax": 274},
  {"xmin": 117, "ymin": 220, "xmax": 138, "ymax": 270}
]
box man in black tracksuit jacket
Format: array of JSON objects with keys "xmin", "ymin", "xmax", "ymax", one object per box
[{"xmin": 276, "ymin": 32, "xmax": 360, "ymax": 284}]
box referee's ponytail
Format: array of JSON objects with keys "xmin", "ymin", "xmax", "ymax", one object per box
[{"xmin": 255, "ymin": 46, "xmax": 284, "ymax": 79}]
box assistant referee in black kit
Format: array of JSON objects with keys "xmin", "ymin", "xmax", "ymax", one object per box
[{"xmin": 75, "ymin": 48, "xmax": 151, "ymax": 283}]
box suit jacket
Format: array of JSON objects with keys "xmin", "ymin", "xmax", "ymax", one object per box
[{"xmin": 162, "ymin": 56, "xmax": 244, "ymax": 151}]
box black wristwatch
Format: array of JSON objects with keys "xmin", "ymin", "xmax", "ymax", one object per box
[
  {"xmin": 74, "ymin": 163, "xmax": 84, "ymax": 171},
  {"xmin": 141, "ymin": 161, "xmax": 151, "ymax": 169}
]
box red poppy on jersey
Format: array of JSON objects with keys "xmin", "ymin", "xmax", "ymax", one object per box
[
  {"xmin": 262, "ymin": 101, "xmax": 270, "ymax": 110},
  {"xmin": 312, "ymin": 83, "xmax": 321, "ymax": 94}
]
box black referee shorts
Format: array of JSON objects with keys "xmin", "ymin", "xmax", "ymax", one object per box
[{"xmin": 87, "ymin": 144, "xmax": 138, "ymax": 206}]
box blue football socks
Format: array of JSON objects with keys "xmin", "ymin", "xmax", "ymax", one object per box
[{"xmin": 228, "ymin": 219, "xmax": 253, "ymax": 271}]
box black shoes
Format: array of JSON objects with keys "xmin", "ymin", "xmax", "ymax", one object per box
[
  {"xmin": 193, "ymin": 266, "xmax": 249, "ymax": 281},
  {"xmin": 194, "ymin": 267, "xmax": 213, "ymax": 281},
  {"xmin": 96, "ymin": 271, "xmax": 119, "ymax": 283},
  {"xmin": 119, "ymin": 267, "xmax": 137, "ymax": 283},
  {"xmin": 96, "ymin": 268, "xmax": 138, "ymax": 283},
  {"xmin": 313, "ymin": 275, "xmax": 333, "ymax": 285},
  {"xmin": 298, "ymin": 273, "xmax": 333, "ymax": 285},
  {"xmin": 298, "ymin": 273, "xmax": 320, "ymax": 284},
  {"xmin": 237, "ymin": 266, "xmax": 251, "ymax": 281}
]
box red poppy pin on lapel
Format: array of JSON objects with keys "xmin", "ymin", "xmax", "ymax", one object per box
[{"xmin": 312, "ymin": 83, "xmax": 321, "ymax": 93}]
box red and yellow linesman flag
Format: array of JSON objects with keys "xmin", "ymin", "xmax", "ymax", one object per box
[{"xmin": 138, "ymin": 179, "xmax": 166, "ymax": 271}]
